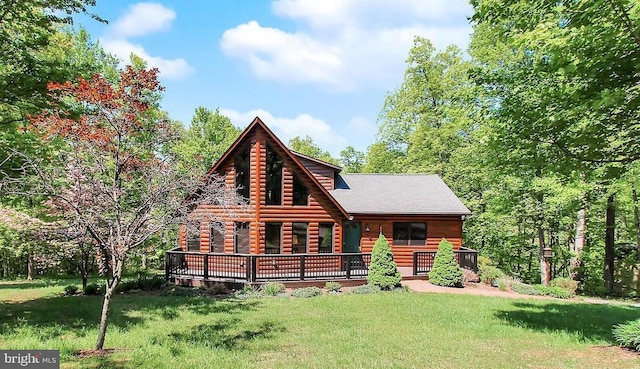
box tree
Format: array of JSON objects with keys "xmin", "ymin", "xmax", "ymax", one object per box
[
  {"xmin": 170, "ymin": 107, "xmax": 241, "ymax": 174},
  {"xmin": 339, "ymin": 146, "xmax": 364, "ymax": 173},
  {"xmin": 288, "ymin": 136, "xmax": 339, "ymax": 165},
  {"xmin": 4, "ymin": 66, "xmax": 242, "ymax": 350},
  {"xmin": 367, "ymin": 234, "xmax": 401, "ymax": 290},
  {"xmin": 429, "ymin": 238, "xmax": 463, "ymax": 287}
]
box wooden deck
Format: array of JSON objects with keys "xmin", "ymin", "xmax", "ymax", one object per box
[{"xmin": 165, "ymin": 248, "xmax": 477, "ymax": 285}]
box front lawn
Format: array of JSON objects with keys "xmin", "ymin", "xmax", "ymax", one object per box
[{"xmin": 0, "ymin": 280, "xmax": 638, "ymax": 368}]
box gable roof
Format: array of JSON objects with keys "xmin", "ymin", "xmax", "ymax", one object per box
[
  {"xmin": 205, "ymin": 117, "xmax": 350, "ymax": 219},
  {"xmin": 291, "ymin": 151, "xmax": 343, "ymax": 172},
  {"xmin": 330, "ymin": 174, "xmax": 471, "ymax": 216}
]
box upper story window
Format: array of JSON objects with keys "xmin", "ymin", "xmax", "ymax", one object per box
[
  {"xmin": 393, "ymin": 222, "xmax": 427, "ymax": 246},
  {"xmin": 266, "ymin": 145, "xmax": 283, "ymax": 205},
  {"xmin": 292, "ymin": 173, "xmax": 309, "ymax": 206},
  {"xmin": 234, "ymin": 146, "xmax": 250, "ymax": 199}
]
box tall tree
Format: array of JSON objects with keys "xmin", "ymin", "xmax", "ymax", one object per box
[
  {"xmin": 3, "ymin": 67, "xmax": 242, "ymax": 350},
  {"xmin": 170, "ymin": 107, "xmax": 240, "ymax": 174},
  {"xmin": 288, "ymin": 135, "xmax": 339, "ymax": 165},
  {"xmin": 339, "ymin": 146, "xmax": 365, "ymax": 173}
]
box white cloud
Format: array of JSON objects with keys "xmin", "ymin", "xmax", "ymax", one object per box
[
  {"xmin": 100, "ymin": 2, "xmax": 193, "ymax": 80},
  {"xmin": 220, "ymin": 108, "xmax": 348, "ymax": 155},
  {"xmin": 109, "ymin": 3, "xmax": 176, "ymax": 38},
  {"xmin": 220, "ymin": 0, "xmax": 472, "ymax": 89}
]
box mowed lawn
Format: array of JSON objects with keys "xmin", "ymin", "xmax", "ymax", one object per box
[{"xmin": 0, "ymin": 280, "xmax": 638, "ymax": 369}]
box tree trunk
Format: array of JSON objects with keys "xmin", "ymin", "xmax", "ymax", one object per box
[
  {"xmin": 632, "ymin": 187, "xmax": 640, "ymax": 291},
  {"xmin": 27, "ymin": 253, "xmax": 33, "ymax": 280},
  {"xmin": 141, "ymin": 252, "xmax": 147, "ymax": 270},
  {"xmin": 95, "ymin": 284, "xmax": 114, "ymax": 350},
  {"xmin": 604, "ymin": 193, "xmax": 616, "ymax": 294},
  {"xmin": 570, "ymin": 206, "xmax": 586, "ymax": 279},
  {"xmin": 538, "ymin": 225, "xmax": 547, "ymax": 285}
]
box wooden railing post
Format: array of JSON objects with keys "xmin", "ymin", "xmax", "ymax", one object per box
[
  {"xmin": 413, "ymin": 252, "xmax": 418, "ymax": 276},
  {"xmin": 300, "ymin": 255, "xmax": 306, "ymax": 281},
  {"xmin": 203, "ymin": 254, "xmax": 208, "ymax": 280},
  {"xmin": 346, "ymin": 255, "xmax": 352, "ymax": 279},
  {"xmin": 250, "ymin": 256, "xmax": 257, "ymax": 282},
  {"xmin": 165, "ymin": 252, "xmax": 170, "ymax": 281}
]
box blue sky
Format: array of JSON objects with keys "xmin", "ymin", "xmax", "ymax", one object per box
[{"xmin": 77, "ymin": 0, "xmax": 473, "ymax": 156}]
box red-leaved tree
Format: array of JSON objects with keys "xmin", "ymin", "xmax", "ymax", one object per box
[{"xmin": 6, "ymin": 66, "xmax": 242, "ymax": 350}]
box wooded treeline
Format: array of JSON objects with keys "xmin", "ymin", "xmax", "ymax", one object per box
[{"xmin": 1, "ymin": 0, "xmax": 639, "ymax": 297}]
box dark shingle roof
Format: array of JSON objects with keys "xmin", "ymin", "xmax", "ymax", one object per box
[{"xmin": 329, "ymin": 174, "xmax": 471, "ymax": 216}]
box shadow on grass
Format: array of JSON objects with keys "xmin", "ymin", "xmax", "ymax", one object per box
[
  {"xmin": 495, "ymin": 301, "xmax": 640, "ymax": 344},
  {"xmin": 0, "ymin": 280, "xmax": 69, "ymax": 290},
  {"xmin": 153, "ymin": 316, "xmax": 286, "ymax": 353},
  {"xmin": 0, "ymin": 292, "xmax": 261, "ymax": 340}
]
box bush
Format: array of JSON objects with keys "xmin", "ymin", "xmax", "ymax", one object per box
[
  {"xmin": 291, "ymin": 286, "xmax": 322, "ymax": 298},
  {"xmin": 63, "ymin": 285, "xmax": 79, "ymax": 296},
  {"xmin": 613, "ymin": 319, "xmax": 640, "ymax": 352},
  {"xmin": 462, "ymin": 268, "xmax": 480, "ymax": 283},
  {"xmin": 350, "ymin": 284, "xmax": 381, "ymax": 294},
  {"xmin": 83, "ymin": 283, "xmax": 102, "ymax": 295},
  {"xmin": 477, "ymin": 255, "xmax": 493, "ymax": 267},
  {"xmin": 495, "ymin": 276, "xmax": 521, "ymax": 291},
  {"xmin": 479, "ymin": 265, "xmax": 505, "ymax": 285},
  {"xmin": 234, "ymin": 285, "xmax": 264, "ymax": 299},
  {"xmin": 261, "ymin": 282, "xmax": 286, "ymax": 296},
  {"xmin": 367, "ymin": 234, "xmax": 401, "ymax": 290},
  {"xmin": 545, "ymin": 286, "xmax": 571, "ymax": 299},
  {"xmin": 325, "ymin": 281, "xmax": 342, "ymax": 292},
  {"xmin": 550, "ymin": 277, "xmax": 578, "ymax": 296},
  {"xmin": 117, "ymin": 274, "xmax": 166, "ymax": 293},
  {"xmin": 429, "ymin": 238, "xmax": 463, "ymax": 288},
  {"xmin": 210, "ymin": 282, "xmax": 230, "ymax": 295},
  {"xmin": 511, "ymin": 282, "xmax": 544, "ymax": 296}
]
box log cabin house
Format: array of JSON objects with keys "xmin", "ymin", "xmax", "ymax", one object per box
[{"xmin": 166, "ymin": 117, "xmax": 475, "ymax": 285}]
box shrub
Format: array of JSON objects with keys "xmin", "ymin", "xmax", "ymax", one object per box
[
  {"xmin": 234, "ymin": 285, "xmax": 264, "ymax": 299},
  {"xmin": 511, "ymin": 282, "xmax": 544, "ymax": 296},
  {"xmin": 137, "ymin": 275, "xmax": 166, "ymax": 290},
  {"xmin": 83, "ymin": 283, "xmax": 102, "ymax": 295},
  {"xmin": 613, "ymin": 319, "xmax": 640, "ymax": 352},
  {"xmin": 462, "ymin": 268, "xmax": 480, "ymax": 283},
  {"xmin": 291, "ymin": 286, "xmax": 322, "ymax": 298},
  {"xmin": 495, "ymin": 276, "xmax": 521, "ymax": 291},
  {"xmin": 367, "ymin": 234, "xmax": 401, "ymax": 290},
  {"xmin": 429, "ymin": 238, "xmax": 463, "ymax": 287},
  {"xmin": 63, "ymin": 285, "xmax": 79, "ymax": 296},
  {"xmin": 210, "ymin": 282, "xmax": 230, "ymax": 295},
  {"xmin": 325, "ymin": 281, "xmax": 342, "ymax": 292},
  {"xmin": 350, "ymin": 284, "xmax": 381, "ymax": 294},
  {"xmin": 497, "ymin": 279, "xmax": 507, "ymax": 291},
  {"xmin": 261, "ymin": 282, "xmax": 286, "ymax": 296},
  {"xmin": 550, "ymin": 277, "xmax": 578, "ymax": 296},
  {"xmin": 479, "ymin": 265, "xmax": 505, "ymax": 285},
  {"xmin": 477, "ymin": 255, "xmax": 493, "ymax": 267}
]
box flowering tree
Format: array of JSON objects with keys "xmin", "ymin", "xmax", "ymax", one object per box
[{"xmin": 4, "ymin": 66, "xmax": 242, "ymax": 350}]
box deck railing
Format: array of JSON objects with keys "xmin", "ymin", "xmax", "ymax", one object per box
[
  {"xmin": 166, "ymin": 247, "xmax": 371, "ymax": 283},
  {"xmin": 412, "ymin": 247, "xmax": 478, "ymax": 275}
]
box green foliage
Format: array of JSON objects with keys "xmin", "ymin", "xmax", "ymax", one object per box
[
  {"xmin": 116, "ymin": 275, "xmax": 166, "ymax": 293},
  {"xmin": 511, "ymin": 283, "xmax": 545, "ymax": 296},
  {"xmin": 290, "ymin": 286, "xmax": 322, "ymax": 298},
  {"xmin": 367, "ymin": 234, "xmax": 401, "ymax": 290},
  {"xmin": 549, "ymin": 277, "xmax": 578, "ymax": 297},
  {"xmin": 233, "ymin": 285, "xmax": 264, "ymax": 300},
  {"xmin": 613, "ymin": 319, "xmax": 640, "ymax": 352},
  {"xmin": 82, "ymin": 283, "xmax": 102, "ymax": 295},
  {"xmin": 339, "ymin": 146, "xmax": 365, "ymax": 173},
  {"xmin": 63, "ymin": 284, "xmax": 79, "ymax": 296},
  {"xmin": 429, "ymin": 238, "xmax": 464, "ymax": 287},
  {"xmin": 288, "ymin": 135, "xmax": 339, "ymax": 165},
  {"xmin": 479, "ymin": 265, "xmax": 505, "ymax": 285},
  {"xmin": 324, "ymin": 281, "xmax": 342, "ymax": 292},
  {"xmin": 511, "ymin": 282, "xmax": 571, "ymax": 299},
  {"xmin": 261, "ymin": 282, "xmax": 286, "ymax": 296},
  {"xmin": 350, "ymin": 284, "xmax": 381, "ymax": 294}
]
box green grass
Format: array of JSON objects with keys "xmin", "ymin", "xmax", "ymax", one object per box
[{"xmin": 0, "ymin": 280, "xmax": 639, "ymax": 368}]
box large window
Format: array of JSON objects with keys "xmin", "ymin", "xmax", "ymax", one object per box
[
  {"xmin": 234, "ymin": 147, "xmax": 250, "ymax": 199},
  {"xmin": 292, "ymin": 174, "xmax": 309, "ymax": 206},
  {"xmin": 265, "ymin": 223, "xmax": 282, "ymax": 254},
  {"xmin": 318, "ymin": 223, "xmax": 333, "ymax": 253},
  {"xmin": 292, "ymin": 223, "xmax": 308, "ymax": 253},
  {"xmin": 210, "ymin": 222, "xmax": 224, "ymax": 253},
  {"xmin": 234, "ymin": 222, "xmax": 250, "ymax": 254},
  {"xmin": 393, "ymin": 222, "xmax": 427, "ymax": 246},
  {"xmin": 265, "ymin": 145, "xmax": 283, "ymax": 205},
  {"xmin": 186, "ymin": 222, "xmax": 200, "ymax": 251}
]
